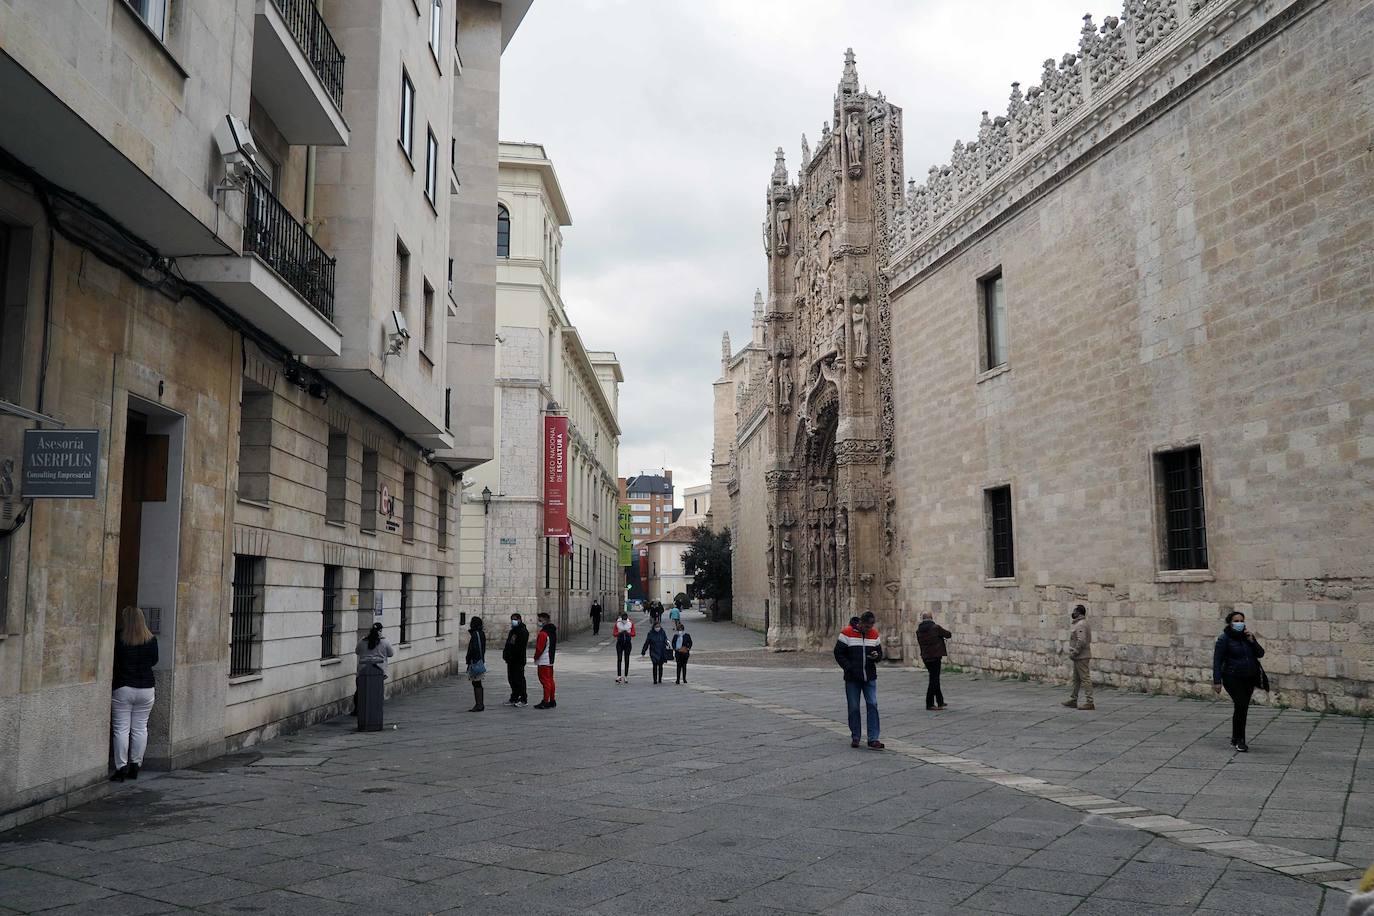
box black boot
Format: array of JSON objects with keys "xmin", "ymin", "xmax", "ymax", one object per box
[
  {"xmin": 128, "ymin": 762, "xmax": 139, "ymax": 780},
  {"xmin": 469, "ymin": 683, "xmax": 484, "ymax": 712}
]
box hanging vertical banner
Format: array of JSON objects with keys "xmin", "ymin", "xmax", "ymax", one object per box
[
  {"xmin": 618, "ymin": 504, "xmax": 633, "ymax": 566},
  {"xmin": 542, "ymin": 415, "xmax": 569, "ymax": 537}
]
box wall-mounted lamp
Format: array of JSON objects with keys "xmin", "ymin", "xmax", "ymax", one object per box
[{"xmin": 482, "ymin": 486, "xmax": 492, "ymax": 514}]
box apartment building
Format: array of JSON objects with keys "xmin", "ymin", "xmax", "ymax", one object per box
[
  {"xmin": 0, "ymin": 0, "xmax": 531, "ymax": 825},
  {"xmin": 619, "ymin": 470, "xmax": 676, "ymax": 550},
  {"xmin": 457, "ymin": 142, "xmax": 623, "ymax": 635}
]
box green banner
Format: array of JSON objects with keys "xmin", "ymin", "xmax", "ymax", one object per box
[{"xmin": 618, "ymin": 504, "xmax": 633, "ymax": 566}]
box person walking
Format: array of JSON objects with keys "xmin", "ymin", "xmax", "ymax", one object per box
[
  {"xmin": 465, "ymin": 617, "xmax": 487, "ymax": 712},
  {"xmin": 642, "ymin": 619, "xmax": 670, "ymax": 684},
  {"xmin": 668, "ymin": 602, "xmax": 682, "ymax": 628},
  {"xmin": 671, "ymin": 622, "xmax": 693, "ymax": 684},
  {"xmin": 111, "ymin": 606, "xmax": 158, "ymax": 782},
  {"xmin": 1062, "ymin": 605, "xmax": 1094, "ymax": 710},
  {"xmin": 1212, "ymin": 611, "xmax": 1266, "ymax": 752},
  {"xmin": 590, "ymin": 599, "xmax": 603, "ymax": 636},
  {"xmin": 833, "ymin": 611, "xmax": 884, "ymax": 750},
  {"xmin": 916, "ymin": 612, "xmax": 952, "ymax": 711},
  {"xmin": 503, "ymin": 613, "xmax": 529, "ymax": 707},
  {"xmin": 354, "ymin": 622, "xmax": 394, "ymax": 716},
  {"xmin": 613, "ymin": 610, "xmax": 636, "ymax": 684},
  {"xmin": 533, "ymin": 612, "xmax": 558, "ymax": 709}
]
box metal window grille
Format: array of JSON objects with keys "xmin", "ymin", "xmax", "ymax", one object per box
[
  {"xmin": 437, "ymin": 484, "xmax": 449, "ymax": 550},
  {"xmin": 243, "ymin": 173, "xmax": 335, "ymax": 322},
  {"xmin": 435, "ymin": 576, "xmax": 445, "ymax": 638},
  {"xmin": 402, "ymin": 471, "xmax": 416, "ymax": 542},
  {"xmin": 268, "ymin": 0, "xmax": 346, "ymax": 110},
  {"xmin": 400, "ymin": 574, "xmax": 411, "ymax": 644},
  {"xmin": 230, "ymin": 555, "xmax": 264, "ymax": 676},
  {"xmin": 987, "ymin": 487, "xmax": 1015, "ymax": 579},
  {"xmin": 321, "ymin": 565, "xmax": 341, "ymax": 659},
  {"xmin": 326, "ymin": 431, "xmax": 347, "ymax": 525},
  {"xmin": 1161, "ymin": 447, "xmax": 1208, "ymax": 570}
]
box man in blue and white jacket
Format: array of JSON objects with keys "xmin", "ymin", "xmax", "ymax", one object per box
[{"xmin": 834, "ymin": 611, "xmax": 884, "ymax": 750}]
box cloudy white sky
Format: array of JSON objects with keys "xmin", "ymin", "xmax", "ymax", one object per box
[{"xmin": 499, "ymin": 0, "xmax": 1102, "ymax": 495}]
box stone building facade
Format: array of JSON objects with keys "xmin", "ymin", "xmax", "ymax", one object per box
[
  {"xmin": 0, "ymin": 0, "xmax": 532, "ymax": 824},
  {"xmin": 718, "ymin": 0, "xmax": 1373, "ymax": 711},
  {"xmin": 457, "ymin": 143, "xmax": 622, "ymax": 636}
]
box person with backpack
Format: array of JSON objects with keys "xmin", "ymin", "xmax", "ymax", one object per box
[
  {"xmin": 641, "ymin": 619, "xmax": 671, "ymax": 685},
  {"xmin": 833, "ymin": 611, "xmax": 884, "ymax": 750},
  {"xmin": 613, "ymin": 609, "xmax": 636, "ymax": 685},
  {"xmin": 915, "ymin": 612, "xmax": 952, "ymax": 711},
  {"xmin": 533, "ymin": 612, "xmax": 558, "ymax": 709},
  {"xmin": 503, "ymin": 613, "xmax": 529, "ymax": 707},
  {"xmin": 465, "ymin": 617, "xmax": 487, "ymax": 712},
  {"xmin": 1212, "ymin": 610, "xmax": 1267, "ymax": 752},
  {"xmin": 671, "ymin": 622, "xmax": 693, "ymax": 684}
]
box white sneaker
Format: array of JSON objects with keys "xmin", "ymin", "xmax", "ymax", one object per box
[{"xmin": 515, "ymin": 701, "xmax": 527, "ymax": 708}]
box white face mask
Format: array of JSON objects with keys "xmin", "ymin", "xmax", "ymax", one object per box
[{"xmin": 511, "ymin": 619, "xmax": 519, "ymax": 627}]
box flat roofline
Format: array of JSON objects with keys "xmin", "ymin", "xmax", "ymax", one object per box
[{"xmin": 498, "ymin": 140, "xmax": 571, "ymax": 225}]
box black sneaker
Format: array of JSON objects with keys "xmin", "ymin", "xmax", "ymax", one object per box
[
  {"xmin": 1235, "ymin": 743, "xmax": 1249, "ymax": 753},
  {"xmin": 851, "ymin": 738, "xmax": 861, "ymax": 749},
  {"xmin": 548, "ymin": 700, "xmax": 557, "ymax": 708},
  {"xmin": 533, "ymin": 701, "xmax": 549, "ymax": 709}
]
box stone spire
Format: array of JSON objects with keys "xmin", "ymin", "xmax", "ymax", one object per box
[
  {"xmin": 800, "ymin": 133, "xmax": 810, "ymax": 169},
  {"xmin": 721, "ymin": 331, "xmax": 732, "ymax": 368},
  {"xmin": 752, "ymin": 289, "xmax": 766, "ymax": 347},
  {"xmin": 771, "ymin": 147, "xmax": 788, "ymax": 186},
  {"xmin": 838, "ymin": 47, "xmax": 859, "ymax": 97}
]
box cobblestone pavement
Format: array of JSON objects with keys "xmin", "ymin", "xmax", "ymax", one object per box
[{"xmin": 0, "ymin": 612, "xmax": 1365, "ymax": 915}]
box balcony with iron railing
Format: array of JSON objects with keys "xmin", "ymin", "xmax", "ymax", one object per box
[
  {"xmin": 243, "ymin": 174, "xmax": 335, "ymax": 323},
  {"xmin": 268, "ymin": 0, "xmax": 345, "ymax": 111},
  {"xmin": 251, "ymin": 0, "xmax": 349, "ymax": 146}
]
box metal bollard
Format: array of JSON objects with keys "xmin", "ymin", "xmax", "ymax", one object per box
[{"xmin": 356, "ymin": 668, "xmax": 385, "ymax": 732}]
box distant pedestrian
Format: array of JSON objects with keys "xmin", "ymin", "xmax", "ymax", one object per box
[
  {"xmin": 642, "ymin": 620, "xmax": 670, "ymax": 684},
  {"xmin": 834, "ymin": 611, "xmax": 884, "ymax": 750},
  {"xmin": 465, "ymin": 617, "xmax": 487, "ymax": 712},
  {"xmin": 668, "ymin": 603, "xmax": 682, "ymax": 627},
  {"xmin": 648, "ymin": 600, "xmax": 664, "ymax": 627},
  {"xmin": 354, "ymin": 622, "xmax": 394, "ymax": 716},
  {"xmin": 1062, "ymin": 605, "xmax": 1094, "ymax": 710},
  {"xmin": 1212, "ymin": 611, "xmax": 1266, "ymax": 752},
  {"xmin": 533, "ymin": 612, "xmax": 558, "ymax": 709},
  {"xmin": 672, "ymin": 622, "xmax": 693, "ymax": 684},
  {"xmin": 613, "ymin": 610, "xmax": 636, "ymax": 684},
  {"xmin": 111, "ymin": 606, "xmax": 158, "ymax": 782},
  {"xmin": 916, "ymin": 611, "xmax": 952, "ymax": 711},
  {"xmin": 590, "ymin": 600, "xmax": 603, "ymax": 636},
  {"xmin": 503, "ymin": 613, "xmax": 529, "ymax": 707}
]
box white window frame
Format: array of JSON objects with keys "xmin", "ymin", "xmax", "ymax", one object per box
[
  {"xmin": 123, "ymin": 0, "xmax": 167, "ymax": 40},
  {"xmin": 399, "ymin": 69, "xmax": 415, "ymax": 160},
  {"xmin": 429, "ymin": 0, "xmax": 443, "ymax": 59},
  {"xmin": 424, "ymin": 128, "xmax": 438, "ymax": 205}
]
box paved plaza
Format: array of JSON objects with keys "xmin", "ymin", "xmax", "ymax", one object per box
[{"xmin": 1, "ymin": 613, "xmax": 1367, "ymax": 915}]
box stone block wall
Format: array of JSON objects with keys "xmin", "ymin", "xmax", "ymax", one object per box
[
  {"xmin": 731, "ymin": 422, "xmax": 772, "ymax": 634},
  {"xmin": 888, "ymin": 0, "xmax": 1373, "ymax": 712}
]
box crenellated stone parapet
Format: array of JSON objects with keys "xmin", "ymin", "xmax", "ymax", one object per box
[{"xmin": 886, "ymin": 0, "xmax": 1309, "ymax": 285}]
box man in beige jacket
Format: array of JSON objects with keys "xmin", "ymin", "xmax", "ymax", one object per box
[{"xmin": 1062, "ymin": 605, "xmax": 1094, "ymax": 710}]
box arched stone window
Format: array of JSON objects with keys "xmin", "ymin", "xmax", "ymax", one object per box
[{"xmin": 496, "ymin": 205, "xmax": 511, "ymax": 257}]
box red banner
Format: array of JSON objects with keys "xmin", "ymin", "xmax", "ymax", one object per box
[{"xmin": 543, "ymin": 415, "xmax": 569, "ymax": 537}]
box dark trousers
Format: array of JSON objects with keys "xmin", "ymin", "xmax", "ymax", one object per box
[
  {"xmin": 1223, "ymin": 676, "xmax": 1254, "ymax": 744},
  {"xmin": 924, "ymin": 658, "xmax": 944, "ymax": 708},
  {"xmin": 675, "ymin": 655, "xmax": 688, "ymax": 683},
  {"xmin": 616, "ymin": 643, "xmax": 632, "ymax": 677},
  {"xmin": 507, "ymin": 662, "xmax": 527, "ymax": 704},
  {"xmin": 651, "ymin": 661, "xmax": 665, "ymax": 684},
  {"xmin": 591, "ymin": 615, "xmax": 601, "ymax": 635}
]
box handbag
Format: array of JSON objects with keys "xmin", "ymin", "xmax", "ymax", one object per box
[{"xmin": 469, "ymin": 660, "xmax": 487, "ymax": 677}]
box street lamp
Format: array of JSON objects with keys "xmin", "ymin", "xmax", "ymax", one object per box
[{"xmin": 482, "ymin": 486, "xmax": 492, "ymax": 514}]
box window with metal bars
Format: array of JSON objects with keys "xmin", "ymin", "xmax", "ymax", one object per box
[
  {"xmin": 321, "ymin": 565, "xmax": 341, "ymax": 659},
  {"xmin": 400, "ymin": 573, "xmax": 412, "ymax": 644},
  {"xmin": 985, "ymin": 486, "xmax": 1015, "ymax": 579},
  {"xmin": 437, "ymin": 483, "xmax": 449, "ymax": 550},
  {"xmin": 230, "ymin": 555, "xmax": 265, "ymax": 676},
  {"xmin": 435, "ymin": 576, "xmax": 446, "ymax": 638},
  {"xmin": 1159, "ymin": 446, "xmax": 1208, "ymax": 570},
  {"xmin": 402, "ymin": 471, "xmax": 416, "ymax": 542}
]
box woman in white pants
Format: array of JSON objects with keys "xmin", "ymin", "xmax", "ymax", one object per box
[{"xmin": 111, "ymin": 606, "xmax": 158, "ymax": 781}]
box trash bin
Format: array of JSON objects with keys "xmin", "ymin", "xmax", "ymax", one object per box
[{"xmin": 356, "ymin": 667, "xmax": 385, "ymax": 732}]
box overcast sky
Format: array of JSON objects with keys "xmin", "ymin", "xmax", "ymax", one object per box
[{"xmin": 499, "ymin": 0, "xmax": 1102, "ymax": 496}]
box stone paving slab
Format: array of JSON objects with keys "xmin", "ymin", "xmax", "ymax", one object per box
[{"xmin": 0, "ymin": 612, "xmax": 1360, "ymax": 914}]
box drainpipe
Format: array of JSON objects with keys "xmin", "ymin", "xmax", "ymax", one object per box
[{"xmin": 304, "ymin": 145, "xmax": 317, "ymax": 235}]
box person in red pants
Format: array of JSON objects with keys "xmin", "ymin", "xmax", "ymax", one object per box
[{"xmin": 533, "ymin": 612, "xmax": 558, "ymax": 709}]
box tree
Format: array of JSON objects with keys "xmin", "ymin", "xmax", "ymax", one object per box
[{"xmin": 682, "ymin": 527, "xmax": 731, "ymax": 605}]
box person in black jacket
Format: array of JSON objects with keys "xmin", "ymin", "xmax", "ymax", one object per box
[
  {"xmin": 111, "ymin": 606, "xmax": 158, "ymax": 781},
  {"xmin": 589, "ymin": 599, "xmax": 603, "ymax": 636},
  {"xmin": 833, "ymin": 611, "xmax": 884, "ymax": 750},
  {"xmin": 1213, "ymin": 611, "xmax": 1266, "ymax": 752},
  {"xmin": 466, "ymin": 617, "xmax": 487, "ymax": 712},
  {"xmin": 916, "ymin": 612, "xmax": 952, "ymax": 711},
  {"xmin": 503, "ymin": 614, "xmax": 529, "ymax": 707},
  {"xmin": 641, "ymin": 621, "xmax": 671, "ymax": 684},
  {"xmin": 671, "ymin": 622, "xmax": 693, "ymax": 684}
]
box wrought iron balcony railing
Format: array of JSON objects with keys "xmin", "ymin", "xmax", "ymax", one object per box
[
  {"xmin": 270, "ymin": 0, "xmax": 346, "ymax": 111},
  {"xmin": 243, "ymin": 173, "xmax": 336, "ymax": 323}
]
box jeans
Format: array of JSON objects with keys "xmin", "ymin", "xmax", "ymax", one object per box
[
  {"xmin": 1069, "ymin": 658, "xmax": 1093, "ymax": 702},
  {"xmin": 1223, "ymin": 676, "xmax": 1254, "ymax": 744},
  {"xmin": 924, "ymin": 658, "xmax": 944, "ymax": 708},
  {"xmin": 537, "ymin": 665, "xmax": 555, "ymax": 703},
  {"xmin": 844, "ymin": 679, "xmax": 879, "ymax": 742},
  {"xmin": 111, "ymin": 686, "xmax": 155, "ymax": 770},
  {"xmin": 507, "ymin": 663, "xmax": 527, "ymax": 704},
  {"xmin": 616, "ymin": 642, "xmax": 632, "ymax": 677},
  {"xmin": 675, "ymin": 655, "xmax": 688, "ymax": 683}
]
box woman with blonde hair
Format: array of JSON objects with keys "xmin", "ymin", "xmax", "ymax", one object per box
[{"xmin": 111, "ymin": 606, "xmax": 157, "ymax": 781}]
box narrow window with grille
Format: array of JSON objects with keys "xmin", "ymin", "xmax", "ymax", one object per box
[
  {"xmin": 985, "ymin": 486, "xmax": 1015, "ymax": 579},
  {"xmin": 321, "ymin": 565, "xmax": 341, "ymax": 659},
  {"xmin": 230, "ymin": 555, "xmax": 266, "ymax": 676},
  {"xmin": 1158, "ymin": 446, "xmax": 1208, "ymax": 570}
]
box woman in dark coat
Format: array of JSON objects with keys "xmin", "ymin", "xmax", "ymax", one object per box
[
  {"xmin": 1212, "ymin": 611, "xmax": 1265, "ymax": 752},
  {"xmin": 641, "ymin": 621, "xmax": 671, "ymax": 685},
  {"xmin": 466, "ymin": 617, "xmax": 487, "ymax": 712}
]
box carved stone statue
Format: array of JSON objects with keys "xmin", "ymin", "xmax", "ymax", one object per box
[
  {"xmin": 766, "ymin": 525, "xmax": 775, "ymax": 575},
  {"xmin": 765, "ymin": 361, "xmax": 776, "ymax": 400},
  {"xmin": 852, "ymin": 300, "xmax": 869, "ymax": 364},
  {"xmin": 800, "ymin": 133, "xmax": 811, "ymax": 169},
  {"xmin": 845, "ymin": 113, "xmax": 864, "ymax": 176},
  {"xmin": 780, "ymin": 530, "xmax": 794, "ymax": 582},
  {"xmin": 762, "ymin": 216, "xmax": 772, "ymax": 255},
  {"xmin": 825, "ymin": 526, "xmax": 837, "ymax": 579},
  {"xmin": 774, "ymin": 200, "xmax": 791, "ymax": 251},
  {"xmin": 780, "ymin": 359, "xmax": 794, "ymax": 411}
]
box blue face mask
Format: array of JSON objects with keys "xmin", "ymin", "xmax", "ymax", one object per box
[{"xmin": 1231, "ymin": 621, "xmax": 1246, "ymax": 633}]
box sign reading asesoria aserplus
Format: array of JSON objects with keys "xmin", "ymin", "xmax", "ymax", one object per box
[{"xmin": 542, "ymin": 415, "xmax": 569, "ymax": 537}]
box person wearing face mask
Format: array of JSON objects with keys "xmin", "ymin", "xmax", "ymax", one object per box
[
  {"xmin": 465, "ymin": 617, "xmax": 487, "ymax": 712},
  {"xmin": 1212, "ymin": 611, "xmax": 1266, "ymax": 752},
  {"xmin": 641, "ymin": 618, "xmax": 671, "ymax": 685},
  {"xmin": 1062, "ymin": 605, "xmax": 1094, "ymax": 710},
  {"xmin": 502, "ymin": 613, "xmax": 529, "ymax": 708},
  {"xmin": 671, "ymin": 621, "xmax": 693, "ymax": 684},
  {"xmin": 613, "ymin": 610, "xmax": 636, "ymax": 685}
]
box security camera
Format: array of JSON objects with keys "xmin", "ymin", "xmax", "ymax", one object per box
[
  {"xmin": 390, "ymin": 310, "xmax": 411, "ymax": 340},
  {"xmin": 213, "ymin": 115, "xmax": 260, "ymax": 182}
]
